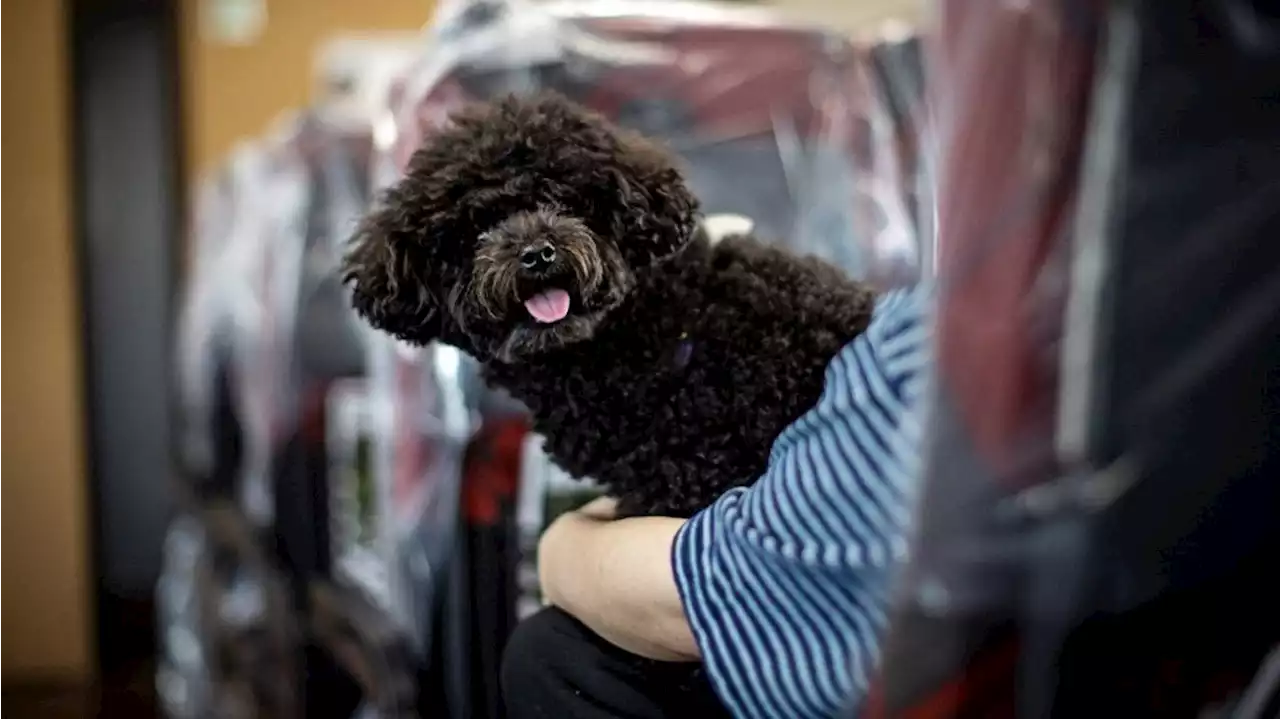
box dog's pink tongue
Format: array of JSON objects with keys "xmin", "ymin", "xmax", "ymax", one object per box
[{"xmin": 524, "ymin": 289, "xmax": 571, "ymax": 323}]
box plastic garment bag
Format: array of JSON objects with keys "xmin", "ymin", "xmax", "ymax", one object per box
[
  {"xmin": 166, "ymin": 115, "xmax": 375, "ymax": 718},
  {"xmin": 169, "ymin": 164, "xmax": 312, "ymax": 707},
  {"xmin": 339, "ymin": 336, "xmax": 474, "ymax": 650},
  {"xmin": 389, "ymin": 0, "xmax": 930, "ymax": 288},
  {"xmin": 174, "ymin": 144, "xmax": 274, "ymax": 505},
  {"xmin": 866, "ymin": 0, "xmax": 1280, "ymax": 716},
  {"xmin": 167, "ymin": 53, "xmax": 429, "ymax": 715}
]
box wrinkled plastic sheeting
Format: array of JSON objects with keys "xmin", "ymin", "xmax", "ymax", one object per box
[
  {"xmin": 865, "ymin": 0, "xmax": 1098, "ymax": 713},
  {"xmin": 175, "ymin": 140, "xmax": 310, "ymax": 515},
  {"xmin": 867, "ymin": 0, "xmax": 1280, "ymax": 716},
  {"xmin": 381, "ymin": 0, "xmax": 931, "ymax": 290},
  {"xmin": 343, "ymin": 335, "xmax": 475, "ymax": 655},
  {"xmin": 174, "ymin": 114, "xmax": 375, "ymax": 516}
]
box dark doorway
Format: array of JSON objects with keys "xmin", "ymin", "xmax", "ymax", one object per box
[{"xmin": 68, "ymin": 0, "xmax": 185, "ymax": 688}]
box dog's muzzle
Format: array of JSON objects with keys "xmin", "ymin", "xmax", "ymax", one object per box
[{"xmin": 464, "ymin": 208, "xmax": 635, "ymax": 361}]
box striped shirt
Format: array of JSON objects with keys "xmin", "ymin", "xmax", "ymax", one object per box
[{"xmin": 672, "ymin": 285, "xmax": 933, "ymax": 719}]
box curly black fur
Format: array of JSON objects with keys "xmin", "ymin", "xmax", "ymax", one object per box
[{"xmin": 344, "ymin": 94, "xmax": 876, "ymax": 517}]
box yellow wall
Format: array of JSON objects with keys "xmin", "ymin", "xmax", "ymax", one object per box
[
  {"xmin": 181, "ymin": 0, "xmax": 434, "ymax": 177},
  {"xmin": 2, "ymin": 0, "xmax": 94, "ymax": 681}
]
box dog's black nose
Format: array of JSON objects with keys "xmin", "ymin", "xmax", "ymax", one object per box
[{"xmin": 519, "ymin": 242, "xmax": 557, "ymax": 273}]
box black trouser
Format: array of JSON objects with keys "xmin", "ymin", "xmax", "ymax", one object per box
[{"xmin": 501, "ymin": 606, "xmax": 732, "ymax": 718}]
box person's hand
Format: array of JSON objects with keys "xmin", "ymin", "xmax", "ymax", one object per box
[{"xmin": 537, "ymin": 499, "xmax": 699, "ymax": 661}]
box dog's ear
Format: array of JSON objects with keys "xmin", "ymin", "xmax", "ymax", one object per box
[
  {"xmin": 341, "ymin": 201, "xmax": 441, "ymax": 346},
  {"xmin": 602, "ymin": 133, "xmax": 700, "ymax": 266}
]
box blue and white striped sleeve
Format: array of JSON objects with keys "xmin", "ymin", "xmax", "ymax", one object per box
[{"xmin": 672, "ymin": 285, "xmax": 933, "ymax": 719}]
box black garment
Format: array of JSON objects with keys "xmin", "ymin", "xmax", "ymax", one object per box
[{"xmin": 501, "ymin": 606, "xmax": 732, "ymax": 719}]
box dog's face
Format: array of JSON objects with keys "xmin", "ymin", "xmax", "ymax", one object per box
[{"xmin": 342, "ymin": 94, "xmax": 699, "ymax": 363}]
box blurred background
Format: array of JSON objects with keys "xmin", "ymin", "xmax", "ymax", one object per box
[
  {"xmin": 3, "ymin": 0, "xmax": 924, "ymax": 715},
  {"xmin": 7, "ymin": 0, "xmax": 1280, "ymax": 718}
]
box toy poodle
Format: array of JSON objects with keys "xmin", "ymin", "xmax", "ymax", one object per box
[{"xmin": 343, "ymin": 94, "xmax": 876, "ymax": 517}]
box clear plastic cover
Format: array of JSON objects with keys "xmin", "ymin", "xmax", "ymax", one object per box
[
  {"xmin": 174, "ymin": 121, "xmax": 320, "ymax": 522},
  {"xmin": 175, "ymin": 0, "xmax": 938, "ymax": 709},
  {"xmin": 172, "ymin": 0, "xmax": 1280, "ymax": 714},
  {"xmin": 169, "ymin": 140, "xmax": 307, "ymax": 715},
  {"xmin": 168, "ymin": 41, "xmax": 443, "ymax": 715},
  {"xmin": 385, "ymin": 0, "xmax": 930, "ymax": 289},
  {"xmin": 156, "ymin": 515, "xmax": 213, "ymax": 719},
  {"xmin": 174, "ymin": 143, "xmax": 272, "ymax": 489},
  {"xmin": 869, "ymin": 0, "xmax": 1099, "ymax": 711},
  {"xmin": 337, "ymin": 335, "xmax": 474, "ymax": 654},
  {"xmin": 869, "ymin": 0, "xmax": 1280, "ymax": 716},
  {"xmin": 155, "ymin": 512, "xmax": 301, "ymax": 719},
  {"xmin": 174, "ymin": 43, "xmax": 404, "ymax": 500}
]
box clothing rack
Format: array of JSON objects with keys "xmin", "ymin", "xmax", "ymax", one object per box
[{"xmin": 163, "ymin": 2, "xmax": 929, "ymax": 717}]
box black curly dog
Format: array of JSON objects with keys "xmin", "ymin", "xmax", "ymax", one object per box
[{"xmin": 344, "ymin": 94, "xmax": 876, "ymax": 517}]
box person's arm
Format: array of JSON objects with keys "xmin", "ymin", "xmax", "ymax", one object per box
[{"xmin": 537, "ymin": 497, "xmax": 696, "ymax": 661}]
